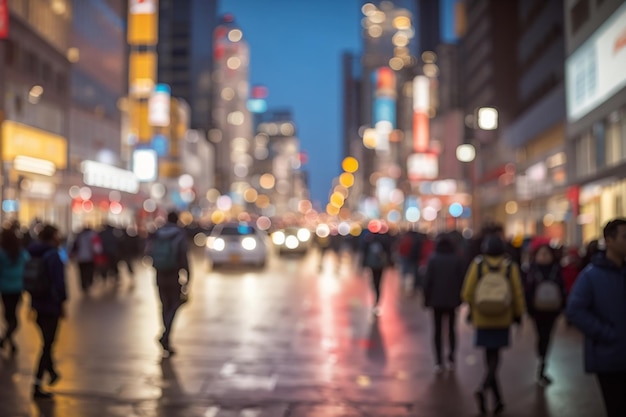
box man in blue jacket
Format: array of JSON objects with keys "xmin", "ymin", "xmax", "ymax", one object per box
[{"xmin": 567, "ymin": 218, "xmax": 626, "ymax": 417}]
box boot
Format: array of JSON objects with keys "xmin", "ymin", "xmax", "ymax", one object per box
[
  {"xmin": 537, "ymin": 360, "xmax": 553, "ymax": 386},
  {"xmin": 33, "ymin": 384, "xmax": 54, "ymax": 399}
]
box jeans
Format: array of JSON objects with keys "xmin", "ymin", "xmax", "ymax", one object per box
[
  {"xmin": 35, "ymin": 314, "xmax": 60, "ymax": 381},
  {"xmin": 482, "ymin": 348, "xmax": 502, "ymax": 403},
  {"xmin": 1, "ymin": 292, "xmax": 21, "ymax": 341},
  {"xmin": 533, "ymin": 316, "xmax": 557, "ymax": 360},
  {"xmin": 78, "ymin": 262, "xmax": 95, "ymax": 292},
  {"xmin": 597, "ymin": 372, "xmax": 626, "ymax": 417},
  {"xmin": 369, "ymin": 268, "xmax": 384, "ymax": 305},
  {"xmin": 433, "ymin": 308, "xmax": 456, "ymax": 365},
  {"xmin": 158, "ymin": 283, "xmax": 183, "ymax": 345}
]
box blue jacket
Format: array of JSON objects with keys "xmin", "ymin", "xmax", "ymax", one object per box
[
  {"xmin": 0, "ymin": 249, "xmax": 30, "ymax": 293},
  {"xmin": 27, "ymin": 243, "xmax": 67, "ymax": 316},
  {"xmin": 566, "ymin": 253, "xmax": 626, "ymax": 373}
]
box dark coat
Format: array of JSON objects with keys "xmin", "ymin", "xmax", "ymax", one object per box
[
  {"xmin": 423, "ymin": 252, "xmax": 466, "ymax": 309},
  {"xmin": 146, "ymin": 223, "xmax": 189, "ymax": 287},
  {"xmin": 27, "ymin": 242, "xmax": 67, "ymax": 316},
  {"xmin": 566, "ymin": 253, "xmax": 626, "ymax": 373}
]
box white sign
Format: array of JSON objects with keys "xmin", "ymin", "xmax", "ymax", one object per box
[
  {"xmin": 132, "ymin": 149, "xmax": 158, "ymax": 182},
  {"xmin": 129, "ymin": 0, "xmax": 156, "ymax": 14},
  {"xmin": 408, "ymin": 153, "xmax": 438, "ymax": 180},
  {"xmin": 82, "ymin": 160, "xmax": 140, "ymax": 194},
  {"xmin": 566, "ymin": 2, "xmax": 626, "ymax": 121},
  {"xmin": 148, "ymin": 84, "xmax": 171, "ymax": 127}
]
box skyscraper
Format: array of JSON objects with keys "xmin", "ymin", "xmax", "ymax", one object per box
[{"xmin": 157, "ymin": 0, "xmax": 218, "ymax": 133}]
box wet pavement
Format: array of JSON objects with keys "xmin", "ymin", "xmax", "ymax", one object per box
[{"xmin": 0, "ymin": 248, "xmax": 606, "ymax": 416}]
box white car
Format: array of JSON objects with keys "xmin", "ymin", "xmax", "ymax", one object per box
[
  {"xmin": 206, "ymin": 222, "xmax": 269, "ymax": 268},
  {"xmin": 271, "ymin": 227, "xmax": 312, "ymax": 255}
]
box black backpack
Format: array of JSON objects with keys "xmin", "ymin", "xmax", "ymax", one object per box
[{"xmin": 24, "ymin": 250, "xmax": 56, "ymax": 298}]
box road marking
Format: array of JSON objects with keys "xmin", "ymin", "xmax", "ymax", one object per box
[
  {"xmin": 220, "ymin": 362, "xmax": 237, "ymax": 377},
  {"xmin": 204, "ymin": 406, "xmax": 220, "ymax": 417}
]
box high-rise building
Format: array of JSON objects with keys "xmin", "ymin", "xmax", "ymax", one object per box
[
  {"xmin": 460, "ymin": 0, "xmax": 519, "ymax": 226},
  {"xmin": 503, "ymin": 0, "xmax": 568, "ymax": 240},
  {"xmin": 0, "ymin": 0, "xmax": 73, "ymax": 230},
  {"xmin": 564, "ymin": 0, "xmax": 626, "ymax": 243},
  {"xmin": 210, "ymin": 15, "xmax": 253, "ymax": 201},
  {"xmin": 157, "ymin": 0, "xmax": 218, "ymax": 133}
]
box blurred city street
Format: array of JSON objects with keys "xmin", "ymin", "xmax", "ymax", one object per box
[{"xmin": 0, "ymin": 249, "xmax": 605, "ymax": 417}]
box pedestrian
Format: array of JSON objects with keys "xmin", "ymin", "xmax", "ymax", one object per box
[
  {"xmin": 70, "ymin": 225, "xmax": 102, "ymax": 294},
  {"xmin": 462, "ymin": 235, "xmax": 525, "ymax": 416},
  {"xmin": 97, "ymin": 223, "xmax": 121, "ymax": 283},
  {"xmin": 396, "ymin": 230, "xmax": 418, "ymax": 292},
  {"xmin": 567, "ymin": 218, "xmax": 626, "ymax": 417},
  {"xmin": 361, "ymin": 230, "xmax": 392, "ymax": 316},
  {"xmin": 580, "ymin": 239, "xmax": 600, "ymax": 270},
  {"xmin": 0, "ymin": 227, "xmax": 31, "ymax": 354},
  {"xmin": 561, "ymin": 246, "xmax": 582, "ymax": 297},
  {"xmin": 145, "ymin": 211, "xmax": 190, "ymax": 356},
  {"xmin": 27, "ymin": 224, "xmax": 67, "ymax": 399},
  {"xmin": 423, "ymin": 233, "xmax": 466, "ymax": 373},
  {"xmin": 524, "ymin": 241, "xmax": 566, "ymax": 386}
]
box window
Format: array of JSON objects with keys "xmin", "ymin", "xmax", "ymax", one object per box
[
  {"xmin": 571, "ymin": 0, "xmax": 590, "ymax": 34},
  {"xmin": 594, "ymin": 122, "xmax": 606, "ymax": 170},
  {"xmin": 606, "ymin": 113, "xmax": 622, "ymax": 166},
  {"xmin": 576, "ymin": 132, "xmax": 595, "ymax": 177},
  {"xmin": 621, "ymin": 108, "xmax": 626, "ymax": 160},
  {"xmin": 56, "ymin": 73, "xmax": 68, "ymax": 93}
]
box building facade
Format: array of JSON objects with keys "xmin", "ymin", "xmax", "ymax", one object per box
[
  {"xmin": 157, "ymin": 0, "xmax": 217, "ymax": 133},
  {"xmin": 564, "ymin": 0, "xmax": 626, "ymax": 243},
  {"xmin": 1, "ymin": 0, "xmax": 72, "ymax": 231},
  {"xmin": 502, "ymin": 0, "xmax": 569, "ymax": 241}
]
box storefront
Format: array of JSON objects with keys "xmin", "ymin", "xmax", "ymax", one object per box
[
  {"xmin": 578, "ymin": 178, "xmax": 626, "ymax": 244},
  {"xmin": 1, "ymin": 120, "xmax": 69, "ymax": 231}
]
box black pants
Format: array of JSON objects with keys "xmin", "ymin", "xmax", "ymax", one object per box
[
  {"xmin": 533, "ymin": 316, "xmax": 557, "ymax": 360},
  {"xmin": 35, "ymin": 314, "xmax": 60, "ymax": 381},
  {"xmin": 370, "ymin": 268, "xmax": 384, "ymax": 305},
  {"xmin": 433, "ymin": 308, "xmax": 456, "ymax": 365},
  {"xmin": 78, "ymin": 262, "xmax": 95, "ymax": 291},
  {"xmin": 158, "ymin": 284, "xmax": 183, "ymax": 345},
  {"xmin": 1, "ymin": 292, "xmax": 21, "ymax": 341},
  {"xmin": 597, "ymin": 372, "xmax": 626, "ymax": 417},
  {"xmin": 482, "ymin": 348, "xmax": 502, "ymax": 403}
]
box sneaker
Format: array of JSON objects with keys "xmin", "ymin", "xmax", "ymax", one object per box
[
  {"xmin": 494, "ymin": 401, "xmax": 505, "ymax": 415},
  {"xmin": 33, "ymin": 386, "xmax": 54, "ymax": 399},
  {"xmin": 49, "ymin": 370, "xmax": 61, "ymax": 386},
  {"xmin": 372, "ymin": 306, "xmax": 382, "ymax": 316},
  {"xmin": 447, "ymin": 354, "xmax": 455, "ymax": 370},
  {"xmin": 538, "ymin": 374, "xmax": 553, "ymax": 387},
  {"xmin": 434, "ymin": 364, "xmax": 444, "ymax": 375}
]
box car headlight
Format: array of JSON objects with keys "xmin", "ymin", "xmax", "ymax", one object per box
[
  {"xmin": 297, "ymin": 228, "xmax": 311, "ymax": 242},
  {"xmin": 212, "ymin": 238, "xmax": 225, "ymax": 251},
  {"xmin": 272, "ymin": 231, "xmax": 285, "ymax": 245},
  {"xmin": 285, "ymin": 235, "xmax": 299, "ymax": 249},
  {"xmin": 241, "ymin": 237, "xmax": 257, "ymax": 250}
]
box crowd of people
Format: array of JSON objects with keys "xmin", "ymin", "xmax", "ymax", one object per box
[
  {"xmin": 0, "ymin": 214, "xmax": 624, "ymax": 416},
  {"xmin": 0, "ymin": 213, "xmax": 190, "ymax": 399},
  {"xmin": 356, "ymin": 220, "xmax": 626, "ymax": 417}
]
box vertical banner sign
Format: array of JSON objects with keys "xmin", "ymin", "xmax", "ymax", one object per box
[
  {"xmin": 373, "ymin": 67, "xmax": 396, "ymax": 153},
  {"xmin": 130, "ymin": 0, "xmax": 156, "ymax": 14},
  {"xmin": 413, "ymin": 75, "xmax": 430, "ymax": 153},
  {"xmin": 148, "ymin": 84, "xmax": 171, "ymax": 127},
  {"xmin": 0, "ymin": 0, "xmax": 8, "ymax": 40}
]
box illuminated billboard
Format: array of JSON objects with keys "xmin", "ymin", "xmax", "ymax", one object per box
[
  {"xmin": 566, "ymin": 2, "xmax": 626, "ymax": 121},
  {"xmin": 372, "ymin": 67, "xmax": 397, "ymax": 152}
]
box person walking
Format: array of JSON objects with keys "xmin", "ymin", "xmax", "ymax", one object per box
[
  {"xmin": 146, "ymin": 211, "xmax": 190, "ymax": 356},
  {"xmin": 361, "ymin": 230, "xmax": 392, "ymax": 316},
  {"xmin": 462, "ymin": 235, "xmax": 526, "ymax": 415},
  {"xmin": 27, "ymin": 224, "xmax": 67, "ymax": 399},
  {"xmin": 423, "ymin": 233, "xmax": 466, "ymax": 372},
  {"xmin": 524, "ymin": 241, "xmax": 566, "ymax": 386},
  {"xmin": 0, "ymin": 227, "xmax": 31, "ymax": 354},
  {"xmin": 567, "ymin": 219, "xmax": 626, "ymax": 417},
  {"xmin": 70, "ymin": 225, "xmax": 102, "ymax": 294}
]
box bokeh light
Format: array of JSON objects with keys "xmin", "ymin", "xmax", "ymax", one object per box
[
  {"xmin": 243, "ymin": 188, "xmax": 258, "ymax": 203},
  {"xmin": 342, "ymin": 157, "xmax": 359, "ymax": 173},
  {"xmin": 256, "ymin": 216, "xmax": 271, "ymax": 231},
  {"xmin": 339, "ymin": 172, "xmax": 354, "ymax": 188},
  {"xmin": 211, "ymin": 210, "xmax": 225, "ymax": 224},
  {"xmin": 259, "ymin": 173, "xmax": 276, "ymax": 189}
]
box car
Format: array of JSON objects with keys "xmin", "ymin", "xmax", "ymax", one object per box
[
  {"xmin": 271, "ymin": 226, "xmax": 312, "ymax": 255},
  {"xmin": 206, "ymin": 222, "xmax": 269, "ymax": 268}
]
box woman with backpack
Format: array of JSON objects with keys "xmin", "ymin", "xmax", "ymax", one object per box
[
  {"xmin": 524, "ymin": 241, "xmax": 566, "ymax": 386},
  {"xmin": 0, "ymin": 227, "xmax": 31, "ymax": 354},
  {"xmin": 462, "ymin": 235, "xmax": 526, "ymax": 415}
]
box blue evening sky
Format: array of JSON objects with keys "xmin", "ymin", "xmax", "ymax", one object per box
[{"xmin": 219, "ymin": 0, "xmax": 361, "ymax": 207}]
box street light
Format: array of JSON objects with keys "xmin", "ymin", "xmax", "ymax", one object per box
[
  {"xmin": 456, "ymin": 144, "xmax": 476, "ymax": 163},
  {"xmin": 477, "ymin": 107, "xmax": 498, "ymax": 130}
]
